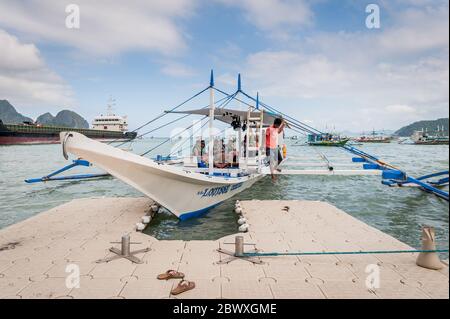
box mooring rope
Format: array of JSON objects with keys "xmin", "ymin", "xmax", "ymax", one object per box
[{"xmin": 243, "ymin": 249, "xmax": 449, "ymax": 257}]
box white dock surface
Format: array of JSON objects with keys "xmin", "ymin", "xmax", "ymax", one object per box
[{"xmin": 0, "ymin": 198, "xmax": 448, "ymax": 299}]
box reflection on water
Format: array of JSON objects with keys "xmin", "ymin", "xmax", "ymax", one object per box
[{"xmin": 0, "ymin": 140, "xmax": 448, "ymax": 255}]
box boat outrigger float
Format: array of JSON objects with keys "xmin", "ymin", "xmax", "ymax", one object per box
[{"xmin": 25, "ymin": 71, "xmax": 449, "ymax": 220}]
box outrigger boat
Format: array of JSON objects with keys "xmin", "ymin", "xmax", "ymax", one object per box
[
  {"xmin": 411, "ymin": 130, "xmax": 449, "ymax": 145},
  {"xmin": 354, "ymin": 130, "xmax": 393, "ymax": 143},
  {"xmin": 26, "ymin": 71, "xmax": 449, "ymax": 220},
  {"xmin": 307, "ymin": 133, "xmax": 349, "ymax": 146},
  {"xmin": 57, "ymin": 73, "xmax": 283, "ymax": 220},
  {"xmin": 60, "ymin": 132, "xmax": 269, "ymax": 220}
]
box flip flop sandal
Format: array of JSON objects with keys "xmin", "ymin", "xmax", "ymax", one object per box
[
  {"xmin": 171, "ymin": 280, "xmax": 196, "ymax": 295},
  {"xmin": 157, "ymin": 270, "xmax": 185, "ymax": 280}
]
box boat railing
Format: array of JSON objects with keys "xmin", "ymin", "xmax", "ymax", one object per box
[
  {"xmin": 183, "ymin": 167, "xmax": 248, "ymax": 177},
  {"xmin": 181, "ymin": 154, "xmax": 263, "ymax": 176}
]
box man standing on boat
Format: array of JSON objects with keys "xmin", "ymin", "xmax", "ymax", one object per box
[{"xmin": 266, "ymin": 118, "xmax": 285, "ymax": 180}]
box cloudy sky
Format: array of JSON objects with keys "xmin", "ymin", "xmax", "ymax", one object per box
[{"xmin": 0, "ymin": 0, "xmax": 448, "ymax": 134}]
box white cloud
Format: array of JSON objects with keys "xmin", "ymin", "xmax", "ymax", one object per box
[
  {"xmin": 225, "ymin": 1, "xmax": 449, "ymax": 131},
  {"xmin": 0, "ymin": 30, "xmax": 43, "ymax": 71},
  {"xmin": 245, "ymin": 51, "xmax": 354, "ymax": 99},
  {"xmin": 216, "ymin": 72, "xmax": 240, "ymax": 87},
  {"xmin": 0, "ymin": 0, "xmax": 197, "ymax": 56},
  {"xmin": 0, "ymin": 29, "xmax": 73, "ymax": 107},
  {"xmin": 377, "ymin": 5, "xmax": 449, "ymax": 55},
  {"xmin": 216, "ymin": 0, "xmax": 313, "ymax": 31},
  {"xmin": 161, "ymin": 62, "xmax": 196, "ymax": 77},
  {"xmin": 240, "ymin": 50, "xmax": 448, "ymax": 130},
  {"xmin": 384, "ymin": 104, "xmax": 418, "ymax": 115}
]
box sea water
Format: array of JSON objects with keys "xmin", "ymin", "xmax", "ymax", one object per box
[{"xmin": 0, "ymin": 139, "xmax": 448, "ymax": 255}]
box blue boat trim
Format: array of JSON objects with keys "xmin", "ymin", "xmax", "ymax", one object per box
[{"xmin": 178, "ymin": 202, "xmax": 224, "ymax": 221}]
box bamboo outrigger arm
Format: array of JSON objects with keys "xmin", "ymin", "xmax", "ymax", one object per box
[
  {"xmin": 342, "ymin": 145, "xmax": 449, "ymax": 201},
  {"xmin": 24, "ymin": 159, "xmax": 110, "ymax": 184}
]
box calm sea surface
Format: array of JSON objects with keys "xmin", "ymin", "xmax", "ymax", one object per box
[{"xmin": 0, "ymin": 139, "xmax": 448, "ymax": 255}]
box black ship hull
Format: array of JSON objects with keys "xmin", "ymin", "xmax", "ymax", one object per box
[{"xmin": 0, "ymin": 120, "xmax": 137, "ymax": 145}]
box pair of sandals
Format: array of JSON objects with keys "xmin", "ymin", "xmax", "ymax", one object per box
[{"xmin": 157, "ymin": 270, "xmax": 195, "ymax": 295}]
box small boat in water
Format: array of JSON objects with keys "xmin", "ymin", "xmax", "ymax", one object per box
[
  {"xmin": 307, "ymin": 133, "xmax": 349, "ymax": 146},
  {"xmin": 355, "ymin": 136, "xmax": 392, "ymax": 143},
  {"xmin": 411, "ymin": 130, "xmax": 449, "ymax": 145},
  {"xmin": 354, "ymin": 131, "xmax": 393, "ymax": 143}
]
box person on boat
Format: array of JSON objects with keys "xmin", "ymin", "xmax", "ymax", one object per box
[
  {"xmin": 225, "ymin": 138, "xmax": 239, "ymax": 168},
  {"xmin": 266, "ymin": 118, "xmax": 285, "ymax": 180},
  {"xmin": 214, "ymin": 138, "xmax": 230, "ymax": 168},
  {"xmin": 192, "ymin": 139, "xmax": 208, "ymax": 167}
]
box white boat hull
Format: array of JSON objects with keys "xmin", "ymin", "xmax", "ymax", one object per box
[{"xmin": 61, "ymin": 132, "xmax": 264, "ymax": 220}]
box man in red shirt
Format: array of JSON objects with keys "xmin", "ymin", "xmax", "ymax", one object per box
[{"xmin": 266, "ymin": 118, "xmax": 285, "ymax": 180}]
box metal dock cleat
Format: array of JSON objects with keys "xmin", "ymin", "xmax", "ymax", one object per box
[
  {"xmin": 217, "ymin": 236, "xmax": 263, "ymax": 265},
  {"xmin": 95, "ymin": 234, "xmax": 151, "ymax": 264}
]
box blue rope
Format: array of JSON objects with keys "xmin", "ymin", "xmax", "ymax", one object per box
[
  {"xmin": 116, "ymin": 113, "xmax": 192, "ymax": 147},
  {"xmin": 168, "ymin": 124, "xmax": 230, "ymax": 158},
  {"xmin": 139, "ymin": 93, "xmax": 234, "ymax": 155},
  {"xmin": 108, "ymin": 86, "xmax": 211, "ymax": 145},
  {"xmin": 238, "ymin": 89, "xmax": 324, "ymax": 135},
  {"xmin": 167, "ymin": 117, "xmax": 210, "ymax": 157},
  {"xmin": 244, "ymin": 249, "xmax": 449, "ymax": 257},
  {"xmin": 141, "ymin": 116, "xmax": 208, "ymax": 157},
  {"xmin": 212, "ymin": 87, "xmax": 318, "ymax": 135},
  {"xmin": 165, "ymin": 90, "xmax": 241, "ymax": 156},
  {"xmin": 213, "ymin": 87, "xmax": 253, "ymax": 108}
]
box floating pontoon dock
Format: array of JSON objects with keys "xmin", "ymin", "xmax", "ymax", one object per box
[{"xmin": 0, "ymin": 198, "xmax": 448, "ymax": 299}]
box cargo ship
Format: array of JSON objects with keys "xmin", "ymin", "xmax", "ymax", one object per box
[{"xmin": 0, "ymin": 104, "xmax": 137, "ymax": 145}]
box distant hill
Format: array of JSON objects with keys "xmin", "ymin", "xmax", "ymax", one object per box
[
  {"xmin": 0, "ymin": 99, "xmax": 89, "ymax": 128},
  {"xmin": 35, "ymin": 112, "xmax": 54, "ymax": 124},
  {"xmin": 0, "ymin": 100, "xmax": 33, "ymax": 124},
  {"xmin": 36, "ymin": 110, "xmax": 89, "ymax": 128},
  {"xmin": 395, "ymin": 118, "xmax": 449, "ymax": 137}
]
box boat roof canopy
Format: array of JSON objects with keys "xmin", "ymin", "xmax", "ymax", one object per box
[{"xmin": 166, "ymin": 108, "xmax": 282, "ymax": 127}]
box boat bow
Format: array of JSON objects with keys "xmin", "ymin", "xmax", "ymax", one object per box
[{"xmin": 60, "ymin": 132, "xmax": 263, "ymax": 219}]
